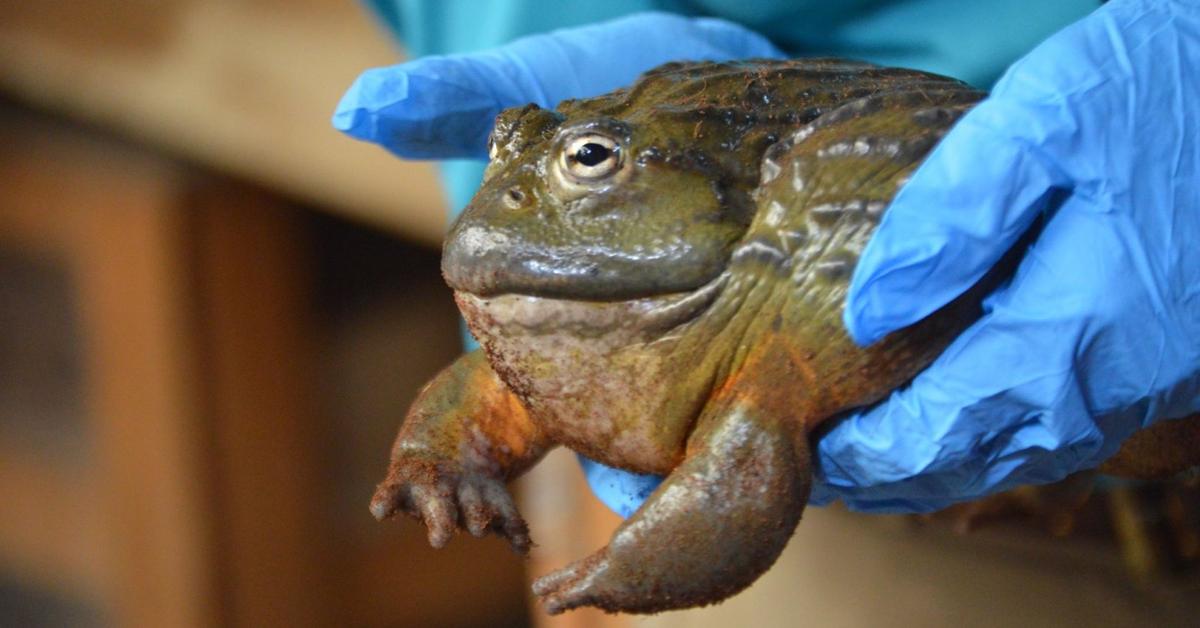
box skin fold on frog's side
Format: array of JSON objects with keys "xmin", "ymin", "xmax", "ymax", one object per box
[{"xmin": 370, "ymin": 59, "xmax": 1200, "ymax": 615}]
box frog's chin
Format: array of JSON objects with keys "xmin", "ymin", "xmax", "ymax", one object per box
[{"xmin": 454, "ymin": 275, "xmax": 725, "ymax": 339}]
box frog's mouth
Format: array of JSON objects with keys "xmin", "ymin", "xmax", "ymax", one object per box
[
  {"xmin": 441, "ymin": 222, "xmax": 736, "ymax": 302},
  {"xmin": 453, "ymin": 274, "xmax": 725, "ymax": 339}
]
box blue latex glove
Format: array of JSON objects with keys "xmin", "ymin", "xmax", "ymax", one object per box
[
  {"xmin": 333, "ymin": 12, "xmax": 782, "ymax": 160},
  {"xmin": 587, "ymin": 0, "xmax": 1200, "ymax": 516},
  {"xmin": 815, "ymin": 0, "xmax": 1200, "ymax": 512}
]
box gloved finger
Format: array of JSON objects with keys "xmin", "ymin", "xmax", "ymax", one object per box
[
  {"xmin": 837, "ymin": 0, "xmax": 1169, "ymax": 347},
  {"xmin": 844, "ymin": 0, "xmax": 1200, "ymax": 347},
  {"xmin": 578, "ymin": 455, "xmax": 662, "ymax": 519},
  {"xmin": 817, "ymin": 440, "xmax": 1084, "ymax": 514},
  {"xmin": 333, "ymin": 12, "xmax": 783, "ymax": 160},
  {"xmin": 841, "ymin": 97, "xmax": 1073, "ymax": 346},
  {"xmin": 333, "ymin": 65, "xmax": 500, "ymax": 160}
]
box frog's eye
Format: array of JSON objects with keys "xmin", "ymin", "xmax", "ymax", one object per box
[{"xmin": 560, "ymin": 134, "xmax": 622, "ymax": 182}]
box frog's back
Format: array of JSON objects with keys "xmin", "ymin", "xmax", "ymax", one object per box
[
  {"xmin": 562, "ymin": 59, "xmax": 983, "ymax": 190},
  {"xmin": 650, "ymin": 60, "xmax": 989, "ymax": 427}
]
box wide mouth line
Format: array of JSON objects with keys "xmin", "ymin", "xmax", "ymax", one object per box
[
  {"xmin": 456, "ymin": 273, "xmax": 728, "ymax": 333},
  {"xmin": 458, "ymin": 272, "xmax": 727, "ymax": 307},
  {"xmin": 441, "ymin": 222, "xmax": 743, "ymax": 303}
]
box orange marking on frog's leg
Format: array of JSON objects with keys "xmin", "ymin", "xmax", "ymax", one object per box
[
  {"xmin": 709, "ymin": 334, "xmax": 822, "ymax": 435},
  {"xmin": 533, "ymin": 391, "xmax": 811, "ymax": 614},
  {"xmin": 372, "ymin": 349, "xmax": 551, "ymax": 554}
]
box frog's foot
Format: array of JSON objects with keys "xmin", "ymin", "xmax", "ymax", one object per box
[
  {"xmin": 533, "ymin": 409, "xmax": 811, "ymax": 614},
  {"xmin": 371, "ymin": 458, "xmax": 531, "ymax": 554}
]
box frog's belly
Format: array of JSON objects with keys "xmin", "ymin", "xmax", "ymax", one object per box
[{"xmin": 454, "ymin": 288, "xmax": 718, "ymax": 474}]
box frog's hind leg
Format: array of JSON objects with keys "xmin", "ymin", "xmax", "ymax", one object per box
[{"xmin": 533, "ymin": 404, "xmax": 811, "ymax": 614}]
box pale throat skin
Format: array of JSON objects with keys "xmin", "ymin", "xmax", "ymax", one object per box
[{"xmin": 454, "ymin": 281, "xmax": 733, "ymax": 475}]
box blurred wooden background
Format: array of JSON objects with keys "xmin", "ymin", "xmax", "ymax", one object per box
[
  {"xmin": 2, "ymin": 2, "xmax": 1199, "ymax": 628},
  {"xmin": 0, "ymin": 1, "xmax": 530, "ymax": 626}
]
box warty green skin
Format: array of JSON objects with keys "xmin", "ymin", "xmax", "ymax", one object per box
[
  {"xmin": 374, "ymin": 60, "xmax": 990, "ymax": 614},
  {"xmin": 446, "ymin": 60, "xmax": 986, "ymax": 470}
]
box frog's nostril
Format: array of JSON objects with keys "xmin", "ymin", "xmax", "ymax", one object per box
[{"xmin": 503, "ymin": 186, "xmax": 528, "ymax": 209}]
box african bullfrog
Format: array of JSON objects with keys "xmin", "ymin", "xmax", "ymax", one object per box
[{"xmin": 370, "ymin": 59, "xmax": 1200, "ymax": 614}]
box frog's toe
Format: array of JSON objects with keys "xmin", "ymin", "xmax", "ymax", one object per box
[
  {"xmin": 533, "ymin": 552, "xmax": 611, "ymax": 615},
  {"xmin": 412, "ymin": 483, "xmax": 457, "ymax": 548},
  {"xmin": 457, "ymin": 481, "xmax": 491, "ymax": 537},
  {"xmin": 369, "ymin": 478, "xmax": 412, "ymax": 521},
  {"xmin": 491, "ymin": 485, "xmax": 532, "ymax": 553},
  {"xmin": 459, "ymin": 478, "xmax": 531, "ymax": 554}
]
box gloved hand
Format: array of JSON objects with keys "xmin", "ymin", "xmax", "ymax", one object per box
[
  {"xmin": 820, "ymin": 0, "xmax": 1200, "ymax": 512},
  {"xmin": 333, "ymin": 12, "xmax": 782, "ymax": 159}
]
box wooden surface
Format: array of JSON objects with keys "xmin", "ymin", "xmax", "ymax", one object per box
[
  {"xmin": 77, "ymin": 169, "xmax": 220, "ymax": 628},
  {"xmin": 0, "ymin": 0, "xmax": 448, "ymax": 246},
  {"xmin": 189, "ymin": 184, "xmax": 332, "ymax": 627},
  {"xmin": 0, "ymin": 112, "xmax": 325, "ymax": 627},
  {"xmin": 0, "ymin": 114, "xmax": 218, "ymax": 627}
]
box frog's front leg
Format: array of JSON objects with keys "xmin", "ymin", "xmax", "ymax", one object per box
[
  {"xmin": 372, "ymin": 349, "xmax": 551, "ymax": 553},
  {"xmin": 533, "ymin": 404, "xmax": 810, "ymax": 614}
]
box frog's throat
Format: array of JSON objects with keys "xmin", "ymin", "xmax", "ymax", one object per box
[{"xmin": 454, "ymin": 274, "xmax": 725, "ymax": 338}]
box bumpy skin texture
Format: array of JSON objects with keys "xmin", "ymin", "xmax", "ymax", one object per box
[{"xmin": 372, "ymin": 59, "xmax": 1200, "ymax": 614}]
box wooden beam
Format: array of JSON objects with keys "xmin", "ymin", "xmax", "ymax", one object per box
[
  {"xmin": 65, "ymin": 148, "xmax": 220, "ymax": 628},
  {"xmin": 0, "ymin": 112, "xmax": 221, "ymax": 627},
  {"xmin": 187, "ymin": 182, "xmax": 331, "ymax": 627}
]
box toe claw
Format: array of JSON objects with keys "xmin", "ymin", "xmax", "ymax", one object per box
[
  {"xmin": 368, "ymin": 496, "xmax": 393, "ymax": 521},
  {"xmin": 542, "ymin": 594, "xmax": 569, "ymax": 616},
  {"xmin": 496, "ymin": 509, "xmax": 531, "ymax": 554},
  {"xmin": 502, "ymin": 521, "xmax": 532, "ymax": 555}
]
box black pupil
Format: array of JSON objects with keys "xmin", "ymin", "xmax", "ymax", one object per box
[{"xmin": 575, "ymin": 143, "xmax": 611, "ymax": 167}]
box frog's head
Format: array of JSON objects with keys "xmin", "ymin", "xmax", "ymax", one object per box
[{"xmin": 443, "ymin": 60, "xmax": 826, "ymax": 302}]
